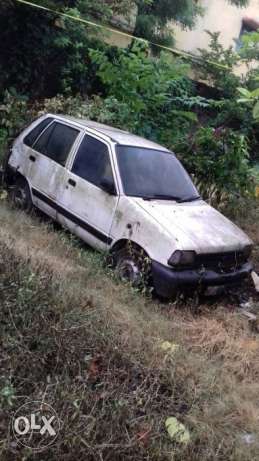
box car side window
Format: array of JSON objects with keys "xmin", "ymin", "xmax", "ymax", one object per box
[
  {"xmin": 71, "ymin": 134, "xmax": 115, "ymax": 189},
  {"xmin": 23, "ymin": 117, "xmax": 54, "ymax": 147},
  {"xmin": 34, "ymin": 122, "xmax": 79, "ymax": 167}
]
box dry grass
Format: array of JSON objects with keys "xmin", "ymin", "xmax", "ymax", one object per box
[{"xmin": 0, "ymin": 199, "xmax": 259, "ymax": 460}]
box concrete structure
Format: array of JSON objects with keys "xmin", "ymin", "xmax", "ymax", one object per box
[
  {"xmin": 104, "ymin": 0, "xmax": 259, "ymax": 56},
  {"xmin": 174, "ymin": 0, "xmax": 259, "ymax": 53}
]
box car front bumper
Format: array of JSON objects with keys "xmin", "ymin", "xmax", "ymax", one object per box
[{"xmin": 152, "ymin": 260, "xmax": 253, "ymax": 298}]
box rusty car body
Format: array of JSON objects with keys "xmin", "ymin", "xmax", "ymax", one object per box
[{"xmin": 5, "ymin": 114, "xmax": 253, "ymax": 297}]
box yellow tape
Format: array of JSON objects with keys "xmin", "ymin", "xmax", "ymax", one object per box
[{"xmin": 15, "ymin": 0, "xmax": 229, "ymax": 69}]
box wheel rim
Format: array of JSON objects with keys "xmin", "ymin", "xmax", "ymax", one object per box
[
  {"xmin": 14, "ymin": 186, "xmax": 27, "ymax": 209},
  {"xmin": 117, "ymin": 258, "xmax": 142, "ymax": 285}
]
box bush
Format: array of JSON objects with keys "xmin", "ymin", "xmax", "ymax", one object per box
[
  {"xmin": 89, "ymin": 42, "xmax": 195, "ymax": 141},
  {"xmin": 0, "ymin": 90, "xmax": 29, "ymax": 163},
  {"xmin": 179, "ymin": 127, "xmax": 252, "ymax": 204},
  {"xmin": 0, "ymin": 39, "xmax": 255, "ymax": 204}
]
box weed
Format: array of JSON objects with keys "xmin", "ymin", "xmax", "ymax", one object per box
[{"xmin": 0, "ymin": 201, "xmax": 258, "ymax": 460}]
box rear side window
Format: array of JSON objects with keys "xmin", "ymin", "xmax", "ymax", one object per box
[
  {"xmin": 34, "ymin": 122, "xmax": 79, "ymax": 167},
  {"xmin": 23, "ymin": 117, "xmax": 54, "ymax": 147},
  {"xmin": 72, "ymin": 134, "xmax": 114, "ymax": 188}
]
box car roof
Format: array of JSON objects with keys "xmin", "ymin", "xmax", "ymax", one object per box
[{"xmin": 54, "ymin": 114, "xmax": 170, "ymax": 152}]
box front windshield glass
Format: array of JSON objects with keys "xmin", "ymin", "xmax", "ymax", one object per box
[{"xmin": 116, "ymin": 146, "xmax": 199, "ymax": 201}]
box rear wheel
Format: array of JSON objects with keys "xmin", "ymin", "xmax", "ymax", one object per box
[{"xmin": 10, "ymin": 178, "xmax": 33, "ymax": 213}]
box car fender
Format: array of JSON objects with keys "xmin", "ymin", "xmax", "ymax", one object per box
[{"xmin": 110, "ymin": 196, "xmax": 180, "ymax": 265}]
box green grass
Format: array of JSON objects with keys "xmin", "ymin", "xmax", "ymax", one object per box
[{"xmin": 0, "ymin": 200, "xmax": 259, "ymax": 460}]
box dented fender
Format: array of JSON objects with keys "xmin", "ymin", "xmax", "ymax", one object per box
[
  {"xmin": 109, "ymin": 196, "xmax": 179, "ymax": 265},
  {"xmin": 109, "ymin": 195, "xmax": 253, "ymax": 268}
]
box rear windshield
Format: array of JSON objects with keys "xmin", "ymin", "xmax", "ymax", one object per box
[
  {"xmin": 24, "ymin": 117, "xmax": 54, "ymax": 147},
  {"xmin": 116, "ymin": 145, "xmax": 198, "ymax": 201}
]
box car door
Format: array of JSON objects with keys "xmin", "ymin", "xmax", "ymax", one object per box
[
  {"xmin": 26, "ymin": 120, "xmax": 81, "ymax": 218},
  {"xmin": 56, "ymin": 132, "xmax": 119, "ymax": 250},
  {"xmin": 10, "ymin": 117, "xmax": 54, "ymax": 182}
]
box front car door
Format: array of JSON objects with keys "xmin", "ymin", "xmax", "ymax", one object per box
[
  {"xmin": 26, "ymin": 120, "xmax": 81, "ymax": 218},
  {"xmin": 56, "ymin": 132, "xmax": 119, "ymax": 250}
]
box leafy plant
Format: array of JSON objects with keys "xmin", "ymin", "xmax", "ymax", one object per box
[
  {"xmin": 133, "ymin": 0, "xmax": 248, "ymax": 46},
  {"xmin": 0, "ymin": 382, "xmax": 15, "ymax": 408},
  {"xmin": 237, "ymin": 86, "xmax": 259, "ymax": 120},
  {"xmin": 179, "ymin": 127, "xmax": 252, "ymax": 204},
  {"xmin": 196, "ymin": 31, "xmax": 241, "ymax": 97},
  {"xmin": 0, "ymin": 89, "xmax": 29, "ymax": 163},
  {"xmin": 239, "ymin": 30, "xmax": 259, "ymax": 65},
  {"xmin": 0, "ymin": 1, "xmax": 114, "ymax": 97},
  {"xmin": 90, "ymin": 42, "xmax": 198, "ymax": 142}
]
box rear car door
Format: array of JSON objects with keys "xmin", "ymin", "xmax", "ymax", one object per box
[
  {"xmin": 56, "ymin": 132, "xmax": 119, "ymax": 250},
  {"xmin": 9, "ymin": 117, "xmax": 54, "ymax": 182},
  {"xmin": 26, "ymin": 120, "xmax": 81, "ymax": 218}
]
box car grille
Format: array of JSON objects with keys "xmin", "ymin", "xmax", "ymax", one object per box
[{"xmin": 195, "ymin": 251, "xmax": 248, "ymax": 272}]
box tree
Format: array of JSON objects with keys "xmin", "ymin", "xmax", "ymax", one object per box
[
  {"xmin": 0, "ymin": 0, "xmax": 135, "ymax": 97},
  {"xmin": 134, "ymin": 0, "xmax": 249, "ymax": 47}
]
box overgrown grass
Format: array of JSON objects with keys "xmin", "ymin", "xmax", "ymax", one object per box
[{"xmin": 0, "ymin": 200, "xmax": 259, "ymax": 460}]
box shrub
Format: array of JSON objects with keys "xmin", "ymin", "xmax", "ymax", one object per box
[
  {"xmin": 0, "ymin": 90, "xmax": 29, "ymax": 163},
  {"xmin": 179, "ymin": 127, "xmax": 252, "ymax": 204},
  {"xmin": 0, "ymin": 39, "xmax": 255, "ymax": 204},
  {"xmin": 89, "ymin": 43, "xmax": 205, "ymax": 144}
]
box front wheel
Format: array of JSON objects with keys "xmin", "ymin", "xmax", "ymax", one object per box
[
  {"xmin": 113, "ymin": 245, "xmax": 151, "ymax": 291},
  {"xmin": 10, "ymin": 178, "xmax": 33, "ymax": 213}
]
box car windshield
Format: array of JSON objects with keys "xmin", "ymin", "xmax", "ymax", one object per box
[{"xmin": 116, "ymin": 145, "xmax": 199, "ymax": 201}]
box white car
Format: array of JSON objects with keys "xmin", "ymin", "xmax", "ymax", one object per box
[{"xmin": 5, "ymin": 114, "xmax": 253, "ymax": 298}]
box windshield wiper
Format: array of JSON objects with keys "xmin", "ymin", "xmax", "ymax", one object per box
[
  {"xmin": 142, "ymin": 194, "xmax": 182, "ymax": 201},
  {"xmin": 178, "ymin": 195, "xmax": 201, "ymax": 203}
]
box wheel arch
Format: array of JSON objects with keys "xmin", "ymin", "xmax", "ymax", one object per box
[
  {"xmin": 110, "ymin": 238, "xmax": 151, "ymax": 259},
  {"xmin": 4, "ymin": 167, "xmax": 29, "ymax": 188}
]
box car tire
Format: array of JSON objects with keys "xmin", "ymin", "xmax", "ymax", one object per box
[
  {"xmin": 114, "ymin": 245, "xmax": 151, "ymax": 290},
  {"xmin": 10, "ymin": 178, "xmax": 33, "ymax": 213}
]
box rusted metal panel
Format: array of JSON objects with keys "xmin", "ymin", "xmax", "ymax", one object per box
[
  {"xmin": 110, "ymin": 197, "xmax": 252, "ymax": 266},
  {"xmin": 7, "ymin": 113, "xmax": 253, "ymax": 282}
]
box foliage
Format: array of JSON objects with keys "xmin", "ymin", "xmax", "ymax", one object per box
[
  {"xmin": 237, "ymin": 86, "xmax": 259, "ymax": 120},
  {"xmin": 0, "ymin": 37, "xmax": 255, "ymax": 204},
  {"xmin": 134, "ymin": 0, "xmax": 249, "ymax": 47},
  {"xmin": 88, "ymin": 42, "xmax": 253, "ymax": 203},
  {"xmin": 89, "ymin": 42, "xmax": 200, "ymax": 143},
  {"xmin": 236, "ymin": 32, "xmax": 259, "ymax": 122},
  {"xmin": 0, "ymin": 7, "xmax": 257, "ymax": 202},
  {"xmin": 134, "ymin": 0, "xmax": 203, "ymax": 46},
  {"xmin": 196, "ymin": 31, "xmax": 259, "ymax": 162},
  {"xmin": 0, "ymin": 0, "xmax": 252, "ymax": 97},
  {"xmin": 196, "ymin": 31, "xmax": 241, "ymax": 97},
  {"xmin": 239, "ymin": 30, "xmax": 259, "ymax": 64},
  {"xmin": 179, "ymin": 127, "xmax": 252, "ymax": 203},
  {"xmin": 0, "ymin": 90, "xmax": 29, "ymax": 160},
  {"xmin": 0, "ymin": 1, "xmax": 127, "ymax": 97}
]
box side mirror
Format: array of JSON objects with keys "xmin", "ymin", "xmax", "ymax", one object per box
[{"xmin": 100, "ymin": 178, "xmax": 117, "ymax": 196}]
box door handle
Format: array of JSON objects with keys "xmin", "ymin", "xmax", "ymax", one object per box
[
  {"xmin": 29, "ymin": 155, "xmax": 36, "ymax": 162},
  {"xmin": 68, "ymin": 178, "xmax": 76, "ymax": 187}
]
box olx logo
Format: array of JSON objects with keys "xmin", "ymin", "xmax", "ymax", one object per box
[{"xmin": 12, "ymin": 401, "xmax": 60, "ymax": 451}]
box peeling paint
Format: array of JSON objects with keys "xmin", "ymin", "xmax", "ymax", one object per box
[{"xmin": 9, "ymin": 114, "xmax": 253, "ymax": 271}]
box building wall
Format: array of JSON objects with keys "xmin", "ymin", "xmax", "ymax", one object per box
[
  {"xmin": 173, "ymin": 0, "xmax": 259, "ymax": 54},
  {"xmin": 99, "ymin": 0, "xmax": 259, "ymax": 77}
]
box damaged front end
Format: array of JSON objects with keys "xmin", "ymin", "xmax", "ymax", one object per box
[{"xmin": 152, "ymin": 248, "xmax": 253, "ymax": 298}]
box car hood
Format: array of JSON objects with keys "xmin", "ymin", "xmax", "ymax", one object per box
[{"xmin": 133, "ymin": 198, "xmax": 252, "ymax": 253}]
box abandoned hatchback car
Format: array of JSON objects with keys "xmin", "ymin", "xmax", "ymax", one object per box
[{"xmin": 5, "ymin": 114, "xmax": 253, "ymax": 298}]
